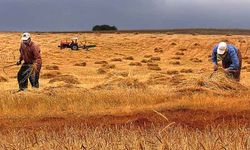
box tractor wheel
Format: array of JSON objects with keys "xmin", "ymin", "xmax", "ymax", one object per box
[{"xmin": 71, "ymin": 45, "xmax": 78, "ymax": 50}]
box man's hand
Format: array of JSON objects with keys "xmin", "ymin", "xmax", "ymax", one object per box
[
  {"xmin": 16, "ymin": 60, "xmax": 21, "ymax": 65},
  {"xmin": 214, "ymin": 64, "xmax": 218, "ymax": 71}
]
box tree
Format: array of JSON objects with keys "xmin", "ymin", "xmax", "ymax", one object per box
[{"xmin": 92, "ymin": 25, "xmax": 118, "ymax": 31}]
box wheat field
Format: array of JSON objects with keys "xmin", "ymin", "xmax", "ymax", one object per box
[{"xmin": 0, "ymin": 32, "xmax": 249, "ymax": 149}]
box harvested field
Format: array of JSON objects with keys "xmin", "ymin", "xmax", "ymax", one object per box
[{"xmin": 0, "ymin": 32, "xmax": 249, "ymax": 149}]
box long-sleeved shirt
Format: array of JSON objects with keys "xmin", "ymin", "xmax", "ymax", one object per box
[
  {"xmin": 212, "ymin": 44, "xmax": 240, "ymax": 70},
  {"xmin": 19, "ymin": 41, "xmax": 42, "ymax": 70}
]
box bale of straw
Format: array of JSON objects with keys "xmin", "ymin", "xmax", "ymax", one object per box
[
  {"xmin": 97, "ymin": 68, "xmax": 107, "ymax": 74},
  {"xmin": 95, "ymin": 61, "xmax": 108, "ymax": 65},
  {"xmin": 167, "ymin": 70, "xmax": 179, "ymax": 75},
  {"xmin": 175, "ymin": 52, "xmax": 184, "ymax": 56},
  {"xmin": 93, "ymin": 77, "xmax": 146, "ymax": 90},
  {"xmin": 141, "ymin": 59, "xmax": 149, "ymax": 63},
  {"xmin": 49, "ymin": 75, "xmax": 80, "ymax": 84},
  {"xmin": 154, "ymin": 48, "xmax": 163, "ymax": 53},
  {"xmin": 41, "ymin": 71, "xmax": 61, "ymax": 79},
  {"xmin": 190, "ymin": 58, "xmax": 202, "ymax": 63},
  {"xmin": 74, "ymin": 62, "xmax": 87, "ymax": 66},
  {"xmin": 180, "ymin": 69, "xmax": 193, "ymax": 73},
  {"xmin": 169, "ymin": 61, "xmax": 181, "ymax": 65},
  {"xmin": 171, "ymin": 57, "xmax": 181, "ymax": 60},
  {"xmin": 111, "ymin": 58, "xmax": 122, "ymax": 62},
  {"xmin": 144, "ymin": 55, "xmax": 152, "ymax": 58},
  {"xmin": 129, "ymin": 62, "xmax": 142, "ymax": 66},
  {"xmin": 45, "ymin": 65, "xmax": 59, "ymax": 70},
  {"xmin": 147, "ymin": 63, "xmax": 158, "ymax": 67},
  {"xmin": 151, "ymin": 57, "xmax": 161, "ymax": 61},
  {"xmin": 123, "ymin": 56, "xmax": 134, "ymax": 60},
  {"xmin": 102, "ymin": 64, "xmax": 116, "ymax": 69},
  {"xmin": 148, "ymin": 66, "xmax": 161, "ymax": 71}
]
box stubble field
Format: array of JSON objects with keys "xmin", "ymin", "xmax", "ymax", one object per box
[{"xmin": 0, "ymin": 32, "xmax": 249, "ymax": 149}]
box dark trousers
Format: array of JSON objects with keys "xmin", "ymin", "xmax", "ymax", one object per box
[
  {"xmin": 17, "ymin": 64, "xmax": 40, "ymax": 90},
  {"xmin": 222, "ymin": 50, "xmax": 242, "ymax": 81}
]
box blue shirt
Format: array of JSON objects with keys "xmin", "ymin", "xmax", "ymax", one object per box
[{"xmin": 212, "ymin": 44, "xmax": 240, "ymax": 70}]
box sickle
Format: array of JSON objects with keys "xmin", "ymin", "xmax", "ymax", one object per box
[{"xmin": 2, "ymin": 63, "xmax": 17, "ymax": 75}]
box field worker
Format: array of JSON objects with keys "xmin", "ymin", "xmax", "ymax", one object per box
[
  {"xmin": 212, "ymin": 42, "xmax": 242, "ymax": 81},
  {"xmin": 16, "ymin": 32, "xmax": 42, "ymax": 91}
]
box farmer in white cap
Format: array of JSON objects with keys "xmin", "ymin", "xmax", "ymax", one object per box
[
  {"xmin": 16, "ymin": 32, "xmax": 42, "ymax": 91},
  {"xmin": 212, "ymin": 42, "xmax": 242, "ymax": 81}
]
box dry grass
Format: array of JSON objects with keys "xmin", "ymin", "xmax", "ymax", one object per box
[
  {"xmin": 0, "ymin": 76, "xmax": 8, "ymax": 82},
  {"xmin": 0, "ymin": 32, "xmax": 249, "ymax": 149},
  {"xmin": 0, "ymin": 124, "xmax": 249, "ymax": 150}
]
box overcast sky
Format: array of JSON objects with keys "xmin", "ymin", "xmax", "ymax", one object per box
[{"xmin": 0, "ymin": 0, "xmax": 250, "ymax": 31}]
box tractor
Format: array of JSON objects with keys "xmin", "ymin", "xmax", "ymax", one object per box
[{"xmin": 58, "ymin": 37, "xmax": 96, "ymax": 50}]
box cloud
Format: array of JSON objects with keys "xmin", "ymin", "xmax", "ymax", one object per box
[{"xmin": 0, "ymin": 0, "xmax": 249, "ymax": 31}]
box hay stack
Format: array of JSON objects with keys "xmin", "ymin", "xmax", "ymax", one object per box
[
  {"xmin": 180, "ymin": 69, "xmax": 193, "ymax": 73},
  {"xmin": 93, "ymin": 77, "xmax": 146, "ymax": 90},
  {"xmin": 74, "ymin": 62, "xmax": 87, "ymax": 66},
  {"xmin": 169, "ymin": 61, "xmax": 181, "ymax": 65},
  {"xmin": 41, "ymin": 71, "xmax": 61, "ymax": 79},
  {"xmin": 45, "ymin": 65, "xmax": 59, "ymax": 70},
  {"xmin": 95, "ymin": 61, "xmax": 108, "ymax": 65},
  {"xmin": 146, "ymin": 73, "xmax": 170, "ymax": 85},
  {"xmin": 176, "ymin": 70, "xmax": 247, "ymax": 94},
  {"xmin": 111, "ymin": 58, "xmax": 122, "ymax": 62},
  {"xmin": 49, "ymin": 75, "xmax": 80, "ymax": 84},
  {"xmin": 123, "ymin": 56, "xmax": 134, "ymax": 60},
  {"xmin": 129, "ymin": 62, "xmax": 142, "ymax": 66},
  {"xmin": 150, "ymin": 57, "xmax": 161, "ymax": 61}
]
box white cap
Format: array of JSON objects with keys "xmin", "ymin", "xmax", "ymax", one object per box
[
  {"xmin": 21, "ymin": 32, "xmax": 31, "ymax": 41},
  {"xmin": 217, "ymin": 42, "xmax": 227, "ymax": 55}
]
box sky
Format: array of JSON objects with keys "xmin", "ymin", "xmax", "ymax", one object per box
[{"xmin": 0, "ymin": 0, "xmax": 250, "ymax": 31}]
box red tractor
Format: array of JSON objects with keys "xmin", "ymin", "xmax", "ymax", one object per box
[{"xmin": 58, "ymin": 37, "xmax": 96, "ymax": 50}]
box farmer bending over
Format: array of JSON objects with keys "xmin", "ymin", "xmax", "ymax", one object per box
[
  {"xmin": 17, "ymin": 33, "xmax": 42, "ymax": 91},
  {"xmin": 212, "ymin": 42, "xmax": 242, "ymax": 81}
]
